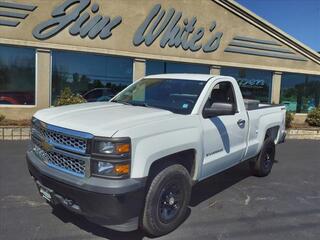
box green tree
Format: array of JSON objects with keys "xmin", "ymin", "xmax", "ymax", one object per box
[{"xmin": 55, "ymin": 87, "xmax": 86, "ymax": 106}]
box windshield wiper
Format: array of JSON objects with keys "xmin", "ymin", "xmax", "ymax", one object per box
[
  {"xmin": 113, "ymin": 100, "xmax": 170, "ymax": 112},
  {"xmin": 130, "ymin": 101, "xmax": 150, "ymax": 107},
  {"xmin": 112, "ymin": 100, "xmax": 132, "ymax": 105}
]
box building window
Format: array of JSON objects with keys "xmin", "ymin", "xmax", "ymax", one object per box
[
  {"xmin": 146, "ymin": 60, "xmax": 210, "ymax": 75},
  {"xmin": 52, "ymin": 51, "xmax": 133, "ymax": 104},
  {"xmin": 0, "ymin": 45, "xmax": 35, "ymax": 105},
  {"xmin": 220, "ymin": 67, "xmax": 272, "ymax": 103},
  {"xmin": 281, "ymin": 73, "xmax": 320, "ymax": 113}
]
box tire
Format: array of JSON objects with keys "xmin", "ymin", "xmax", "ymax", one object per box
[
  {"xmin": 250, "ymin": 137, "xmax": 275, "ymax": 177},
  {"xmin": 142, "ymin": 164, "xmax": 192, "ymax": 237}
]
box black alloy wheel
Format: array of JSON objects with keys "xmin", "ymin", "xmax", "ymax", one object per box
[{"xmin": 142, "ymin": 164, "xmax": 192, "ymax": 237}]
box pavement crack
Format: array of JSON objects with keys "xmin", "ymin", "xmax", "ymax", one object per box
[
  {"xmin": 1, "ymin": 195, "xmax": 48, "ymax": 208},
  {"xmin": 305, "ymin": 195, "xmax": 320, "ymax": 199},
  {"xmin": 234, "ymin": 186, "xmax": 251, "ymax": 206},
  {"xmin": 245, "ymin": 195, "xmax": 251, "ymax": 205},
  {"xmin": 208, "ymin": 201, "xmax": 217, "ymax": 208},
  {"xmin": 255, "ymin": 196, "xmax": 276, "ymax": 201}
]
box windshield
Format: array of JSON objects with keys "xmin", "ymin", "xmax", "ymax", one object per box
[{"xmin": 112, "ymin": 78, "xmax": 207, "ymax": 114}]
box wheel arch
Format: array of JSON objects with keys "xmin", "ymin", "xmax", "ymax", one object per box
[
  {"xmin": 147, "ymin": 149, "xmax": 197, "ymax": 183},
  {"xmin": 265, "ymin": 125, "xmax": 280, "ymax": 142}
]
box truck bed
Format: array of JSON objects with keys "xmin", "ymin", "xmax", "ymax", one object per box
[
  {"xmin": 244, "ymin": 99, "xmax": 284, "ymax": 111},
  {"xmin": 244, "ymin": 103, "xmax": 286, "ymax": 161}
]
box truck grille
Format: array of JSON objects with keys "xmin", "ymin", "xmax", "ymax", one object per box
[
  {"xmin": 33, "ymin": 124, "xmax": 87, "ymax": 153},
  {"xmin": 31, "ymin": 119, "xmax": 92, "ymax": 178},
  {"xmin": 33, "ymin": 144, "xmax": 86, "ymax": 177}
]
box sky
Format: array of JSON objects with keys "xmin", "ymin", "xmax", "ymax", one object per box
[{"xmin": 236, "ymin": 0, "xmax": 320, "ymax": 52}]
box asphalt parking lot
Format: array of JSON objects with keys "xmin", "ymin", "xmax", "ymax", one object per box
[{"xmin": 1, "ymin": 140, "xmax": 320, "ymax": 240}]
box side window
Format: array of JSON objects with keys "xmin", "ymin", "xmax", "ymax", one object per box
[{"xmin": 205, "ymin": 81, "xmax": 236, "ymax": 108}]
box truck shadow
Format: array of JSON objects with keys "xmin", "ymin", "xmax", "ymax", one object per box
[
  {"xmin": 51, "ymin": 161, "xmax": 253, "ymax": 239},
  {"xmin": 51, "ymin": 203, "xmax": 190, "ymax": 239},
  {"xmin": 190, "ymin": 160, "xmax": 252, "ymax": 206},
  {"xmin": 51, "ymin": 205, "xmax": 145, "ymax": 240}
]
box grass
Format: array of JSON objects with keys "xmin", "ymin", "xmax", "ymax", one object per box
[
  {"xmin": 0, "ymin": 119, "xmax": 31, "ymax": 127},
  {"xmin": 288, "ymin": 122, "xmax": 320, "ymax": 130}
]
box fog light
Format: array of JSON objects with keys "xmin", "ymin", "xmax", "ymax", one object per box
[
  {"xmin": 115, "ymin": 163, "xmax": 130, "ymax": 175},
  {"xmin": 97, "ymin": 162, "xmax": 114, "ymax": 174}
]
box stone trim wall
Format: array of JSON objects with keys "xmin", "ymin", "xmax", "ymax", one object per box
[
  {"xmin": 1, "ymin": 127, "xmax": 320, "ymax": 141},
  {"xmin": 0, "ymin": 127, "xmax": 31, "ymax": 140},
  {"xmin": 287, "ymin": 129, "xmax": 320, "ymax": 140}
]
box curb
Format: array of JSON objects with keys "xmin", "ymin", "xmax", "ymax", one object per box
[
  {"xmin": 287, "ymin": 129, "xmax": 320, "ymax": 140},
  {"xmin": 1, "ymin": 127, "xmax": 320, "ymax": 141}
]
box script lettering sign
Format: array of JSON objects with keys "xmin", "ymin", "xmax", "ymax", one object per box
[
  {"xmin": 33, "ymin": 0, "xmax": 122, "ymax": 40},
  {"xmin": 133, "ymin": 4, "xmax": 223, "ymax": 53},
  {"xmin": 32, "ymin": 2, "xmax": 223, "ymax": 53}
]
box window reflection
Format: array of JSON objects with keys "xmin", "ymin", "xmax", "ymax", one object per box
[
  {"xmin": 221, "ymin": 67, "xmax": 272, "ymax": 103},
  {"xmin": 281, "ymin": 73, "xmax": 320, "ymax": 113},
  {"xmin": 146, "ymin": 60, "xmax": 210, "ymax": 75},
  {"xmin": 0, "ymin": 45, "xmax": 35, "ymax": 105},
  {"xmin": 52, "ymin": 51, "xmax": 133, "ymax": 104},
  {"xmin": 113, "ymin": 78, "xmax": 206, "ymax": 114}
]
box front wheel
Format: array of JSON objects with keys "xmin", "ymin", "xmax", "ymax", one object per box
[
  {"xmin": 142, "ymin": 164, "xmax": 192, "ymax": 237},
  {"xmin": 250, "ymin": 137, "xmax": 275, "ymax": 177}
]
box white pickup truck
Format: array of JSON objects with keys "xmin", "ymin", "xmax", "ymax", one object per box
[{"xmin": 27, "ymin": 74, "xmax": 286, "ymax": 236}]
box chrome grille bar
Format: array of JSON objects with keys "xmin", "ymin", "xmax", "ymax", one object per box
[
  {"xmin": 31, "ymin": 118, "xmax": 93, "ymax": 178},
  {"xmin": 32, "ymin": 122, "xmax": 90, "ymax": 154},
  {"xmin": 33, "ymin": 144, "xmax": 86, "ymax": 177}
]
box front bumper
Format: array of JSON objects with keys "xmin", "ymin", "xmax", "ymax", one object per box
[{"xmin": 26, "ymin": 150, "xmax": 146, "ymax": 231}]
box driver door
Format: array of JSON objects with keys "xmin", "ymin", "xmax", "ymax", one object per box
[{"xmin": 200, "ymin": 80, "xmax": 248, "ymax": 179}]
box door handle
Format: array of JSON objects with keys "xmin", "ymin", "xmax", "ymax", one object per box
[{"xmin": 237, "ymin": 119, "xmax": 246, "ymax": 127}]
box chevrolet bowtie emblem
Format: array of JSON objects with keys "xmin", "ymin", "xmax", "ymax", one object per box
[{"xmin": 41, "ymin": 140, "xmax": 52, "ymax": 152}]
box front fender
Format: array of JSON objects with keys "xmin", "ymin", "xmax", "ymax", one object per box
[{"xmin": 130, "ymin": 127, "xmax": 202, "ymax": 180}]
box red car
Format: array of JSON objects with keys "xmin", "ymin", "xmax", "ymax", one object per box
[{"xmin": 0, "ymin": 92, "xmax": 35, "ymax": 105}]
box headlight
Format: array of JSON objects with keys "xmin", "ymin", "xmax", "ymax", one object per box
[
  {"xmin": 93, "ymin": 141, "xmax": 130, "ymax": 155},
  {"xmin": 92, "ymin": 161, "xmax": 130, "ymax": 177},
  {"xmin": 91, "ymin": 137, "xmax": 131, "ymax": 178},
  {"xmin": 96, "ymin": 161, "xmax": 114, "ymax": 174},
  {"xmin": 97, "ymin": 142, "xmax": 115, "ymax": 154}
]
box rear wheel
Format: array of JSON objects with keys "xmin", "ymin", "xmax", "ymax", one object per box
[
  {"xmin": 250, "ymin": 137, "xmax": 275, "ymax": 177},
  {"xmin": 142, "ymin": 164, "xmax": 191, "ymax": 237}
]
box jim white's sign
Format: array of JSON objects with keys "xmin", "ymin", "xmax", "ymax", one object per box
[
  {"xmin": 133, "ymin": 4, "xmax": 223, "ymax": 53},
  {"xmin": 32, "ymin": 0, "xmax": 223, "ymax": 53},
  {"xmin": 1, "ymin": 0, "xmax": 305, "ymax": 62}
]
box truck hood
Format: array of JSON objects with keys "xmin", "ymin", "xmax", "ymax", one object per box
[{"xmin": 34, "ymin": 102, "xmax": 175, "ymax": 137}]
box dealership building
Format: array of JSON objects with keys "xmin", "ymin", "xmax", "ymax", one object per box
[{"xmin": 0, "ymin": 0, "xmax": 320, "ymax": 120}]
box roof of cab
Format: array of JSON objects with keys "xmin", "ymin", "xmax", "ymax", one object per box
[{"xmin": 144, "ymin": 73, "xmax": 216, "ymax": 81}]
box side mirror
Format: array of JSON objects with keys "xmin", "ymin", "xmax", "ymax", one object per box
[{"xmin": 203, "ymin": 102, "xmax": 235, "ymax": 118}]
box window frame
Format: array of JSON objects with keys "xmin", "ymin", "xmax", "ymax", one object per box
[
  {"xmin": 50, "ymin": 50, "xmax": 134, "ymax": 106},
  {"xmin": 0, "ymin": 44, "xmax": 37, "ymax": 107},
  {"xmin": 220, "ymin": 66, "xmax": 273, "ymax": 104},
  {"xmin": 201, "ymin": 80, "xmax": 239, "ymax": 117},
  {"xmin": 146, "ymin": 60, "xmax": 210, "ymax": 75},
  {"xmin": 280, "ymin": 73, "xmax": 320, "ymax": 113}
]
